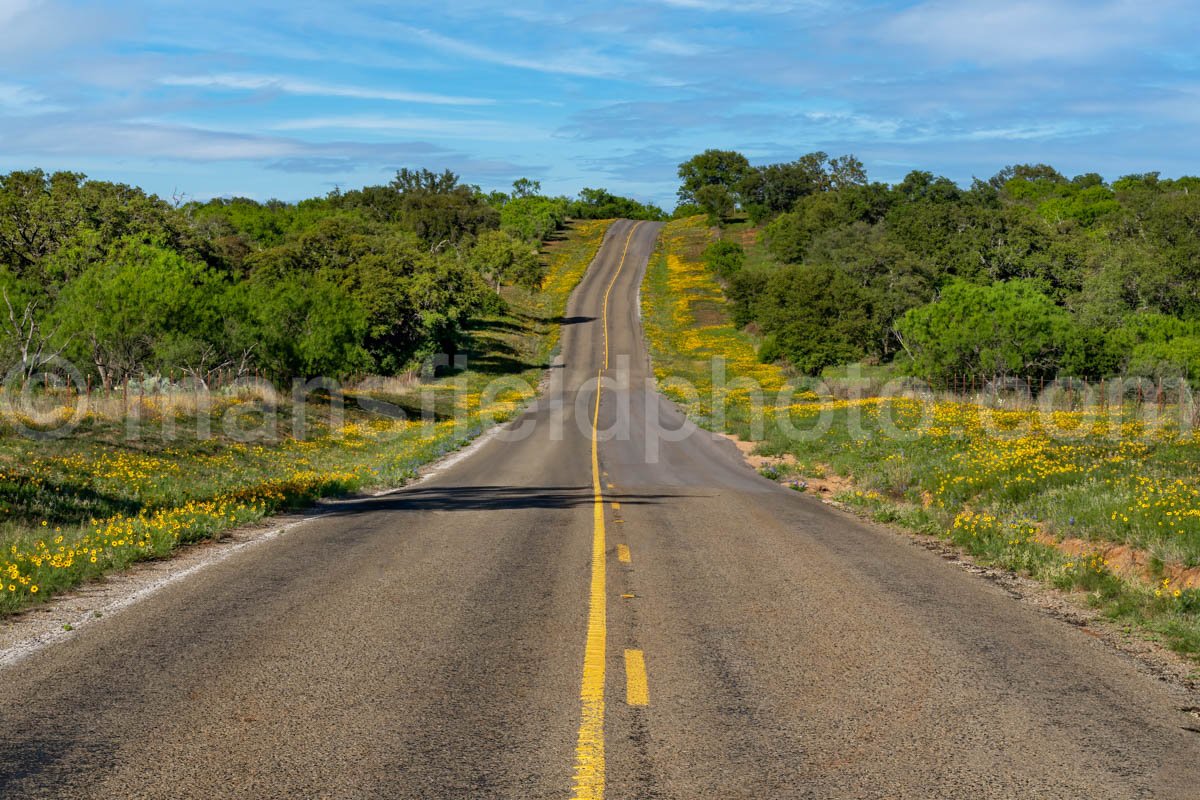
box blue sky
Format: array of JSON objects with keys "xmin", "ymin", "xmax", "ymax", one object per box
[{"xmin": 1, "ymin": 0, "xmax": 1196, "ymax": 207}]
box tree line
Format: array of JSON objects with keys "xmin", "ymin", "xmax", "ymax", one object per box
[
  {"xmin": 679, "ymin": 149, "xmax": 1200, "ymax": 386},
  {"xmin": 0, "ymin": 169, "xmax": 665, "ymax": 388}
]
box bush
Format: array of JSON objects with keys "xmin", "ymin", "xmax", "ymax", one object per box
[
  {"xmin": 469, "ymin": 230, "xmax": 544, "ymax": 290},
  {"xmin": 755, "ymin": 264, "xmax": 872, "ymax": 374},
  {"xmin": 500, "ymin": 196, "xmax": 569, "ymax": 242},
  {"xmin": 702, "ymin": 240, "xmax": 745, "ymax": 281},
  {"xmin": 897, "ymin": 279, "xmax": 1076, "ymax": 384}
]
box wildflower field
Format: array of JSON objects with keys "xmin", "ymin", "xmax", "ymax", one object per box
[
  {"xmin": 0, "ymin": 219, "xmax": 613, "ymax": 615},
  {"xmin": 644, "ymin": 216, "xmax": 1200, "ymax": 660}
]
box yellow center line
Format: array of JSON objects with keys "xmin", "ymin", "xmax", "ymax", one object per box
[
  {"xmin": 571, "ymin": 222, "xmax": 642, "ymax": 799},
  {"xmin": 624, "ymin": 649, "xmax": 649, "ymax": 707},
  {"xmin": 601, "ymin": 222, "xmax": 643, "ymax": 371},
  {"xmin": 616, "ymin": 544, "xmax": 631, "ymax": 564}
]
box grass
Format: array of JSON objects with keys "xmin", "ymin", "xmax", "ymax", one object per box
[
  {"xmin": 0, "ymin": 218, "xmax": 614, "ymax": 616},
  {"xmin": 643, "ymin": 215, "xmax": 1200, "ymax": 661}
]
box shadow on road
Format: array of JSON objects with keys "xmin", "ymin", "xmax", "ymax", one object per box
[{"xmin": 323, "ymin": 484, "xmax": 691, "ymax": 514}]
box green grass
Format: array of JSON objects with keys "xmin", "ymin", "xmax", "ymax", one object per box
[
  {"xmin": 644, "ymin": 216, "xmax": 1200, "ymax": 662},
  {"xmin": 0, "ymin": 219, "xmax": 614, "ymax": 615}
]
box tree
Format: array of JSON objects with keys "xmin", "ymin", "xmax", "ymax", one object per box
[
  {"xmin": 569, "ymin": 188, "xmax": 665, "ymax": 221},
  {"xmin": 738, "ymin": 152, "xmax": 868, "ymax": 223},
  {"xmin": 695, "ymin": 184, "xmax": 735, "ymax": 225},
  {"xmin": 511, "ymin": 178, "xmax": 541, "ymax": 199},
  {"xmin": 469, "ymin": 230, "xmax": 544, "ymax": 290},
  {"xmin": 245, "ymin": 214, "xmax": 489, "ymax": 373},
  {"xmin": 53, "ymin": 239, "xmax": 226, "ymax": 387},
  {"xmin": 0, "ymin": 278, "xmax": 69, "ymax": 382},
  {"xmin": 500, "ymin": 196, "xmax": 569, "ymax": 242},
  {"xmin": 242, "ymin": 275, "xmax": 370, "ymax": 381},
  {"xmin": 754, "ymin": 264, "xmax": 873, "ymax": 374},
  {"xmin": 896, "ymin": 280, "xmax": 1076, "ymax": 384},
  {"xmin": 677, "ymin": 150, "xmax": 751, "ymax": 208},
  {"xmin": 383, "ymin": 169, "xmax": 499, "ymax": 245}
]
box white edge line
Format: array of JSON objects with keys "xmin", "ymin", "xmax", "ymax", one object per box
[
  {"xmin": 0, "ymin": 392, "xmax": 531, "ymax": 670},
  {"xmin": 0, "ymin": 224, "xmax": 610, "ymax": 671}
]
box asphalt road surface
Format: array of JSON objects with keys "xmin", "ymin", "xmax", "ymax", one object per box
[{"xmin": 2, "ymin": 219, "xmax": 1199, "ymax": 799}]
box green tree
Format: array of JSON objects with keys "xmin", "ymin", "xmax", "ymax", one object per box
[
  {"xmin": 469, "ymin": 230, "xmax": 544, "ymax": 290},
  {"xmin": 500, "ymin": 196, "xmax": 569, "ymax": 242},
  {"xmin": 511, "ymin": 178, "xmax": 541, "ymax": 199},
  {"xmin": 754, "ymin": 264, "xmax": 872, "ymax": 374},
  {"xmin": 241, "ymin": 275, "xmax": 370, "ymax": 381},
  {"xmin": 569, "ymin": 188, "xmax": 665, "ymax": 221},
  {"xmin": 53, "ymin": 239, "xmax": 226, "ymax": 387},
  {"xmin": 896, "ymin": 280, "xmax": 1076, "ymax": 384},
  {"xmin": 739, "ymin": 152, "xmax": 868, "ymax": 223},
  {"xmin": 677, "ymin": 150, "xmax": 751, "ymax": 208},
  {"xmin": 695, "ymin": 184, "xmax": 736, "ymax": 225}
]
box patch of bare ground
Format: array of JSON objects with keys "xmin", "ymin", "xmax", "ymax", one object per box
[
  {"xmin": 727, "ymin": 227, "xmax": 758, "ymax": 248},
  {"xmin": 689, "ymin": 299, "xmax": 728, "ymax": 327},
  {"xmin": 717, "ymin": 432, "xmax": 853, "ymax": 496},
  {"xmin": 1038, "ymin": 534, "xmax": 1200, "ymax": 590}
]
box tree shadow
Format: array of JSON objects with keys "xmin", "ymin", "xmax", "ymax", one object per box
[
  {"xmin": 0, "ymin": 475, "xmax": 145, "ymax": 526},
  {"xmin": 465, "ymin": 353, "xmax": 547, "ymax": 375},
  {"xmin": 323, "ymin": 484, "xmax": 687, "ymax": 514}
]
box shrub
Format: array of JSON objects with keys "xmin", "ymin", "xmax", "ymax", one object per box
[{"xmin": 702, "ymin": 240, "xmax": 745, "ymax": 281}]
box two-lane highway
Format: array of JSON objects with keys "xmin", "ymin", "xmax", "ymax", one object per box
[{"xmin": 2, "ymin": 219, "xmax": 1199, "ymax": 798}]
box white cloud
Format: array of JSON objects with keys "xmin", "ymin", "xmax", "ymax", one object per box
[
  {"xmin": 395, "ymin": 24, "xmax": 627, "ymax": 78},
  {"xmin": 649, "ymin": 0, "xmax": 826, "ymax": 12},
  {"xmin": 959, "ymin": 122, "xmax": 1095, "ymax": 141},
  {"xmin": 159, "ymin": 73, "xmax": 493, "ymax": 106},
  {"xmin": 880, "ymin": 0, "xmax": 1178, "ymax": 64},
  {"xmin": 272, "ymin": 115, "xmax": 547, "ymax": 142},
  {"xmin": 0, "ymin": 0, "xmax": 117, "ymax": 64},
  {"xmin": 645, "ymin": 36, "xmax": 706, "ymax": 57},
  {"xmin": 0, "ymin": 0, "xmax": 34, "ymax": 23},
  {"xmin": 2, "ymin": 121, "xmax": 309, "ymax": 160},
  {"xmin": 0, "ymin": 81, "xmax": 56, "ymax": 112}
]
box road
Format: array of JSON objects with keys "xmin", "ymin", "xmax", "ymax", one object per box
[{"xmin": 2, "ymin": 219, "xmax": 1199, "ymax": 798}]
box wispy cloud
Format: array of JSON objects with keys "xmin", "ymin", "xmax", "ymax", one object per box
[
  {"xmin": 649, "ymin": 0, "xmax": 823, "ymax": 11},
  {"xmin": 272, "ymin": 115, "xmax": 547, "ymax": 142},
  {"xmin": 0, "ymin": 0, "xmax": 1195, "ymax": 206},
  {"xmin": 879, "ymin": 0, "xmax": 1181, "ymax": 64},
  {"xmin": 0, "ymin": 81, "xmax": 60, "ymax": 113},
  {"xmin": 644, "ymin": 36, "xmax": 707, "ymax": 57},
  {"xmin": 159, "ymin": 73, "xmax": 493, "ymax": 106},
  {"xmin": 393, "ymin": 24, "xmax": 628, "ymax": 78}
]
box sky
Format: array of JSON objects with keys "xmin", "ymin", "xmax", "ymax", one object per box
[{"xmin": 1, "ymin": 0, "xmax": 1197, "ymax": 207}]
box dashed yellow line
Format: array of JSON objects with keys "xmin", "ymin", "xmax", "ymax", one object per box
[
  {"xmin": 616, "ymin": 544, "xmax": 631, "ymax": 564},
  {"xmin": 570, "ymin": 223, "xmax": 641, "ymax": 800},
  {"xmin": 611, "ymin": 501, "xmax": 621, "ymax": 512},
  {"xmin": 624, "ymin": 649, "xmax": 649, "ymax": 707}
]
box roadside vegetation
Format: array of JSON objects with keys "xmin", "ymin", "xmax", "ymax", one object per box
[
  {"xmin": 0, "ymin": 189, "xmax": 614, "ymax": 614},
  {"xmin": 675, "ymin": 149, "xmax": 1200, "ymax": 389},
  {"xmin": 645, "ymin": 215, "xmax": 1200, "ymax": 662}
]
